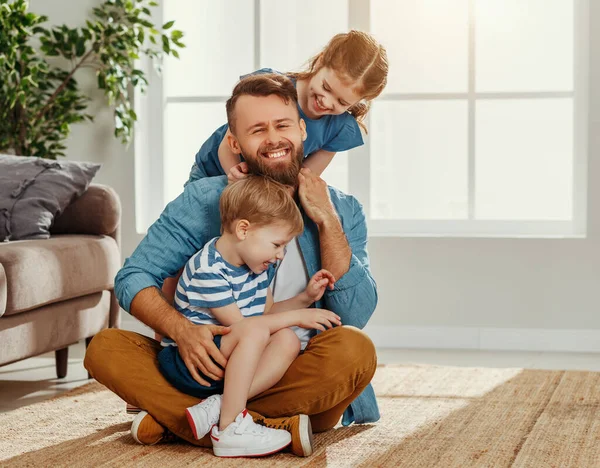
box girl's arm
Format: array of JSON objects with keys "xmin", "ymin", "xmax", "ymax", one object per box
[
  {"xmin": 218, "ymin": 128, "xmax": 242, "ymax": 174},
  {"xmin": 302, "ymin": 149, "xmax": 336, "ymax": 176}
]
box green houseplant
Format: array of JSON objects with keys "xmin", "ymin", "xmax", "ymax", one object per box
[{"xmin": 0, "ymin": 0, "xmax": 183, "ymax": 159}]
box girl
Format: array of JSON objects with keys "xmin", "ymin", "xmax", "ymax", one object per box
[{"xmin": 187, "ymin": 29, "xmax": 388, "ymax": 183}]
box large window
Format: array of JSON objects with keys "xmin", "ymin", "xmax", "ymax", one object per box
[{"xmin": 137, "ymin": 0, "xmax": 588, "ymax": 237}]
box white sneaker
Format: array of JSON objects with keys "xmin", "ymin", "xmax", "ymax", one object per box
[
  {"xmin": 210, "ymin": 409, "xmax": 291, "ymax": 457},
  {"xmin": 185, "ymin": 394, "xmax": 222, "ymax": 440}
]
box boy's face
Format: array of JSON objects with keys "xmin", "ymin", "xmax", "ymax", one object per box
[
  {"xmin": 239, "ymin": 221, "xmax": 296, "ymax": 274},
  {"xmin": 228, "ymin": 94, "xmax": 307, "ymax": 186}
]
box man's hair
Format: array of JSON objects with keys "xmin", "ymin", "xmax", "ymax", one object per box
[
  {"xmin": 226, "ymin": 73, "xmax": 299, "ymax": 134},
  {"xmin": 220, "ymin": 175, "xmax": 304, "ymax": 235}
]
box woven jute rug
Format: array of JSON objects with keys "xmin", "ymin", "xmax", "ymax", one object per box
[{"xmin": 2, "ymin": 364, "xmax": 600, "ymax": 467}]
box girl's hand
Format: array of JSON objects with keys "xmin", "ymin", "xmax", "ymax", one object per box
[
  {"xmin": 298, "ymin": 168, "xmax": 338, "ymax": 226},
  {"xmin": 295, "ymin": 308, "xmax": 341, "ymax": 331},
  {"xmin": 227, "ymin": 162, "xmax": 250, "ymax": 184},
  {"xmin": 305, "ymin": 269, "xmax": 335, "ymax": 303}
]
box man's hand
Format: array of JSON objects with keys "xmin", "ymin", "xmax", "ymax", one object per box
[
  {"xmin": 294, "ymin": 308, "xmax": 342, "ymax": 331},
  {"xmin": 305, "ymin": 269, "xmax": 335, "ymax": 303},
  {"xmin": 227, "ymin": 161, "xmax": 249, "ymax": 184},
  {"xmin": 172, "ymin": 321, "xmax": 231, "ymax": 386},
  {"xmin": 298, "ymin": 168, "xmax": 338, "ymax": 226}
]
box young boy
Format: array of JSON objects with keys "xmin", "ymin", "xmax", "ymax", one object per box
[{"xmin": 157, "ymin": 175, "xmax": 341, "ymax": 457}]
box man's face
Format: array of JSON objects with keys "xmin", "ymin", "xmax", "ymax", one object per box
[{"xmin": 228, "ymin": 94, "xmax": 307, "ymax": 186}]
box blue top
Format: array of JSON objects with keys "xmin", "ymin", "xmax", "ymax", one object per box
[
  {"xmin": 192, "ymin": 68, "xmax": 364, "ymax": 179},
  {"xmin": 115, "ymin": 176, "xmax": 380, "ymax": 425}
]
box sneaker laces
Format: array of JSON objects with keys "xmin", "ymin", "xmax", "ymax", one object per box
[
  {"xmin": 199, "ymin": 396, "xmax": 221, "ymax": 424},
  {"xmin": 256, "ymin": 418, "xmax": 292, "ymax": 432}
]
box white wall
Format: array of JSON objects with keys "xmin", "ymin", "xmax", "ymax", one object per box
[
  {"xmin": 367, "ymin": 3, "xmax": 599, "ymax": 335},
  {"xmin": 29, "ymin": 0, "xmax": 144, "ymax": 260},
  {"xmin": 32, "ymin": 2, "xmax": 600, "ymax": 346}
]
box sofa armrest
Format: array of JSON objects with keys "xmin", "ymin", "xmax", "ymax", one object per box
[{"xmin": 51, "ymin": 184, "xmax": 121, "ymax": 244}]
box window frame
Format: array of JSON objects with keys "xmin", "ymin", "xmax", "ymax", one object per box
[{"xmin": 136, "ymin": 0, "xmax": 589, "ymax": 238}]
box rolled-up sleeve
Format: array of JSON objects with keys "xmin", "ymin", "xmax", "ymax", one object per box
[{"xmin": 115, "ymin": 178, "xmax": 225, "ymax": 312}]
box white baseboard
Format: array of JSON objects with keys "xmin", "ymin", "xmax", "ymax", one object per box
[
  {"xmin": 120, "ymin": 314, "xmax": 155, "ymax": 338},
  {"xmin": 363, "ymin": 325, "xmax": 600, "ymax": 353},
  {"xmin": 119, "ymin": 314, "xmax": 600, "ymax": 353}
]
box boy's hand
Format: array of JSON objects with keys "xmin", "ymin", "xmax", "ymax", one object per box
[
  {"xmin": 295, "ymin": 308, "xmax": 341, "ymax": 331},
  {"xmin": 305, "ymin": 269, "xmax": 335, "ymax": 303},
  {"xmin": 227, "ymin": 162, "xmax": 249, "ymax": 184}
]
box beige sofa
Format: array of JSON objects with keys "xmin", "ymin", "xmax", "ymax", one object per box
[{"xmin": 0, "ymin": 184, "xmax": 121, "ymax": 378}]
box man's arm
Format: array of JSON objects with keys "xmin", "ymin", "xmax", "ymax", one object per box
[
  {"xmin": 321, "ymin": 195, "xmax": 378, "ymax": 329},
  {"xmin": 115, "ymin": 178, "xmax": 229, "ymax": 385},
  {"xmin": 297, "ymin": 168, "xmax": 351, "ymax": 280},
  {"xmin": 298, "ymin": 168, "xmax": 378, "ymax": 329},
  {"xmin": 114, "ymin": 179, "xmax": 225, "ymax": 312}
]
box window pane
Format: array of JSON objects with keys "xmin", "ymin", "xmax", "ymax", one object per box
[
  {"xmin": 260, "ymin": 0, "xmax": 348, "ymax": 72},
  {"xmin": 371, "ymin": 0, "xmax": 469, "ymax": 93},
  {"xmin": 475, "ymin": 0, "xmax": 573, "ymax": 92},
  {"xmin": 371, "ymin": 101, "xmax": 468, "ymax": 219},
  {"xmin": 164, "ymin": 103, "xmax": 227, "ymax": 204},
  {"xmin": 164, "ymin": 1, "xmax": 254, "ymax": 97},
  {"xmin": 475, "ymin": 99, "xmax": 573, "ymax": 220},
  {"xmin": 321, "ymin": 151, "xmax": 349, "ymax": 193}
]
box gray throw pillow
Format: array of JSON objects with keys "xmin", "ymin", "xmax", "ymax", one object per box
[{"xmin": 0, "ymin": 154, "xmax": 101, "ymax": 241}]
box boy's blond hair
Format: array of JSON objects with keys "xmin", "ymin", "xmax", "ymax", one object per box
[{"xmin": 220, "ymin": 175, "xmax": 304, "ymax": 235}]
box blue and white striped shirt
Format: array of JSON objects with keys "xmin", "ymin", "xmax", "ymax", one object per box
[{"xmin": 161, "ymin": 237, "xmax": 271, "ymax": 347}]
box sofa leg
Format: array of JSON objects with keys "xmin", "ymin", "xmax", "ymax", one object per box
[
  {"xmin": 85, "ymin": 337, "xmax": 93, "ymax": 379},
  {"xmin": 55, "ymin": 347, "xmax": 68, "ymax": 379}
]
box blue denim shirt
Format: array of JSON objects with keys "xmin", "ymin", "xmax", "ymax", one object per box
[{"xmin": 115, "ymin": 176, "xmax": 380, "ymax": 425}]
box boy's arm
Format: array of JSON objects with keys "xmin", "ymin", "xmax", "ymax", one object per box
[
  {"xmin": 302, "ymin": 149, "xmax": 336, "ymax": 177},
  {"xmin": 263, "ymin": 288, "xmax": 312, "ymax": 315},
  {"xmin": 249, "ymin": 308, "xmax": 341, "ymax": 334},
  {"xmin": 210, "ymin": 302, "xmax": 245, "ymax": 326}
]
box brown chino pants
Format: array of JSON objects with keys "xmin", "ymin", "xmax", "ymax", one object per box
[{"xmin": 84, "ymin": 325, "xmax": 377, "ymax": 446}]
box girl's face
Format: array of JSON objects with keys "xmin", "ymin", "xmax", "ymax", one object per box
[
  {"xmin": 238, "ymin": 221, "xmax": 296, "ymax": 274},
  {"xmin": 303, "ymin": 67, "xmax": 362, "ymax": 119}
]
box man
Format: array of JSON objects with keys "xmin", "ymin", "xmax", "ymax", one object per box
[{"xmin": 84, "ymin": 73, "xmax": 379, "ymax": 458}]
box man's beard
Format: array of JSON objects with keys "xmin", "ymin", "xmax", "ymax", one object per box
[{"xmin": 242, "ymin": 140, "xmax": 304, "ymax": 187}]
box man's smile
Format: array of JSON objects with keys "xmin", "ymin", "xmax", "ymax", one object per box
[{"xmin": 262, "ymin": 148, "xmax": 290, "ymax": 159}]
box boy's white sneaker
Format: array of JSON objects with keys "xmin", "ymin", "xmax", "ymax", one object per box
[
  {"xmin": 185, "ymin": 394, "xmax": 222, "ymax": 440},
  {"xmin": 210, "ymin": 409, "xmax": 291, "ymax": 457}
]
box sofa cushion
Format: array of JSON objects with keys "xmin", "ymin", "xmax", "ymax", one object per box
[
  {"xmin": 52, "ymin": 185, "xmax": 121, "ymax": 238},
  {"xmin": 0, "ymin": 234, "xmax": 120, "ymax": 317},
  {"xmin": 0, "ymin": 154, "xmax": 100, "ymax": 241},
  {"xmin": 0, "ymin": 291, "xmax": 110, "ymax": 365}
]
